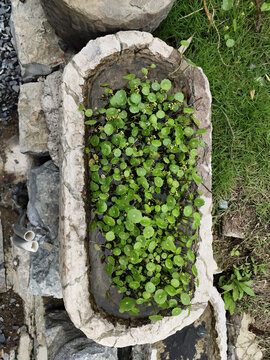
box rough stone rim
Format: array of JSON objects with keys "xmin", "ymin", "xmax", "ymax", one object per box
[{"xmin": 60, "ymin": 31, "xmax": 216, "ymax": 347}]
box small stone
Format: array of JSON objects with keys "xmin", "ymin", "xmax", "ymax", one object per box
[
  {"xmin": 12, "ymin": 325, "xmax": 19, "ymax": 330},
  {"xmin": 0, "ymin": 333, "xmax": 6, "ymax": 343},
  {"xmin": 20, "ymin": 325, "xmax": 27, "ymax": 333},
  {"xmin": 58, "ymin": 40, "xmax": 68, "ymax": 52},
  {"xmin": 196, "ymin": 324, "xmax": 207, "ymax": 338},
  {"xmin": 0, "ymin": 317, "xmax": 3, "ymax": 322},
  {"xmin": 219, "ymin": 200, "xmax": 228, "ymax": 210},
  {"xmin": 10, "ymin": 298, "xmax": 16, "ymax": 304},
  {"xmin": 13, "ymin": 259, "xmax": 19, "ymax": 267}
]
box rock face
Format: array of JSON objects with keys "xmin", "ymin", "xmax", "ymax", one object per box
[
  {"xmin": 10, "ymin": 0, "xmax": 65, "ymax": 81},
  {"xmin": 27, "ymin": 161, "xmax": 62, "ymax": 298},
  {"xmin": 152, "ymin": 304, "xmax": 221, "ymax": 360},
  {"xmin": 41, "ymin": 71, "xmax": 63, "ymax": 166},
  {"xmin": 59, "ymin": 31, "xmax": 216, "ymax": 347},
  {"xmin": 18, "ymin": 82, "xmax": 49, "ymax": 157},
  {"xmin": 0, "ymin": 215, "xmax": 6, "ymax": 293},
  {"xmin": 45, "ymin": 310, "xmax": 118, "ymax": 360},
  {"xmin": 40, "ymin": 0, "xmax": 176, "ymax": 49}
]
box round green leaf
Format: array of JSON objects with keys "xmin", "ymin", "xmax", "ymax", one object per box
[
  {"xmin": 180, "ymin": 293, "xmax": 191, "ymax": 306},
  {"xmin": 130, "ymin": 93, "xmax": 142, "ymax": 105},
  {"xmin": 154, "ymin": 289, "xmax": 167, "ymax": 304},
  {"xmin": 127, "ymin": 209, "xmax": 143, "ymax": 223},
  {"xmin": 96, "ymin": 200, "xmax": 107, "ymax": 214},
  {"xmin": 105, "ymin": 231, "xmax": 115, "ymax": 241},
  {"xmin": 154, "ymin": 177, "xmax": 164, "ymax": 187},
  {"xmin": 194, "ymin": 198, "xmax": 205, "ymax": 207},
  {"xmin": 90, "ymin": 135, "xmax": 99, "ymax": 147},
  {"xmin": 101, "ymin": 143, "xmax": 111, "ymax": 156},
  {"xmin": 171, "ymin": 279, "xmax": 180, "ymax": 288},
  {"xmin": 174, "ymin": 255, "xmax": 184, "ymax": 267},
  {"xmin": 145, "ymin": 282, "xmax": 156, "ymax": 293},
  {"xmin": 160, "ymin": 79, "xmax": 172, "ymax": 91},
  {"xmin": 104, "ymin": 123, "xmax": 114, "ymax": 136},
  {"xmin": 152, "ymin": 82, "xmax": 160, "ymax": 91},
  {"xmin": 226, "ymin": 39, "xmax": 235, "ymax": 48},
  {"xmin": 174, "ymin": 92, "xmax": 184, "ymax": 101},
  {"xmin": 119, "ymin": 297, "xmax": 135, "ymax": 311},
  {"xmin": 109, "ymin": 205, "xmax": 120, "ymax": 218},
  {"xmin": 85, "ymin": 109, "xmax": 93, "ymax": 117},
  {"xmin": 104, "ymin": 216, "xmax": 115, "ymax": 226},
  {"xmin": 184, "ymin": 205, "xmax": 193, "ymax": 217},
  {"xmin": 184, "ymin": 127, "xmax": 194, "ymax": 137},
  {"xmin": 172, "ymin": 307, "xmax": 182, "ymax": 316},
  {"xmin": 137, "ymin": 168, "xmax": 146, "ymax": 177},
  {"xmin": 143, "ymin": 226, "xmax": 154, "ymax": 239}
]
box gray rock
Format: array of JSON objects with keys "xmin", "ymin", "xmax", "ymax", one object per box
[
  {"xmin": 28, "ymin": 233, "xmax": 62, "ymax": 298},
  {"xmin": 41, "ymin": 71, "xmax": 63, "ymax": 166},
  {"xmin": 0, "ymin": 214, "xmax": 6, "ymax": 293},
  {"xmin": 131, "ymin": 345, "xmax": 152, "ymax": 360},
  {"xmin": 18, "ymin": 82, "xmax": 49, "ymax": 156},
  {"xmin": 10, "ymin": 0, "xmax": 65, "ymax": 81},
  {"xmin": 45, "ymin": 310, "xmax": 118, "ymax": 360},
  {"xmin": 222, "ymin": 216, "xmax": 245, "ymax": 239},
  {"xmin": 40, "ymin": 0, "xmax": 176, "ymax": 49},
  {"xmin": 27, "ymin": 161, "xmax": 62, "ymax": 298}
]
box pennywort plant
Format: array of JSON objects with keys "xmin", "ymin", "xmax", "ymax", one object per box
[{"xmin": 81, "ymin": 64, "xmax": 206, "ymax": 321}]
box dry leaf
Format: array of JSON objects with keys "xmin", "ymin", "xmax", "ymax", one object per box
[{"xmin": 250, "ymin": 89, "xmax": 255, "ymax": 100}]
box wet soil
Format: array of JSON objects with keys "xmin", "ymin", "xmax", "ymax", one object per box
[{"xmin": 0, "ymin": 289, "xmax": 25, "ymax": 355}]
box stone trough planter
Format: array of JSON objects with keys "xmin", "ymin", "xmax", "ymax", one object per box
[
  {"xmin": 40, "ymin": 0, "xmax": 176, "ymax": 49},
  {"xmin": 60, "ymin": 31, "xmax": 216, "ymax": 347}
]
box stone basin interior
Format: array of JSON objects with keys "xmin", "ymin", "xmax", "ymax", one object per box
[{"xmin": 85, "ymin": 51, "xmax": 196, "ymax": 320}]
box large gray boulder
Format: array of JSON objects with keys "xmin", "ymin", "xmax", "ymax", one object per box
[
  {"xmin": 45, "ymin": 310, "xmax": 118, "ymax": 360},
  {"xmin": 40, "ymin": 0, "xmax": 176, "ymax": 49},
  {"xmin": 27, "ymin": 161, "xmax": 62, "ymax": 298}
]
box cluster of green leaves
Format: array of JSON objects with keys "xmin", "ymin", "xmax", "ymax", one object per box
[
  {"xmin": 83, "ymin": 65, "xmax": 206, "ymax": 321},
  {"xmin": 219, "ymin": 265, "xmax": 256, "ymax": 315}
]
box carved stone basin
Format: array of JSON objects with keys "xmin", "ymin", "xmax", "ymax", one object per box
[
  {"xmin": 59, "ymin": 31, "xmax": 216, "ymax": 347},
  {"xmin": 40, "ymin": 0, "xmax": 176, "ymax": 49}
]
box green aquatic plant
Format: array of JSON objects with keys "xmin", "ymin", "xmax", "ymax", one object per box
[{"xmin": 81, "ymin": 64, "xmax": 206, "ymax": 320}]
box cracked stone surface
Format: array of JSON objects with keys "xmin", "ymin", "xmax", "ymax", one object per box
[
  {"xmin": 27, "ymin": 160, "xmax": 62, "ymax": 298},
  {"xmin": 60, "ymin": 31, "xmax": 217, "ymax": 347},
  {"xmin": 41, "ymin": 70, "xmax": 63, "ymax": 166},
  {"xmin": 40, "ymin": 0, "xmax": 176, "ymax": 50},
  {"xmin": 0, "ymin": 215, "xmax": 6, "ymax": 293},
  {"xmin": 45, "ymin": 310, "xmax": 118, "ymax": 360},
  {"xmin": 18, "ymin": 82, "xmax": 49, "ymax": 157},
  {"xmin": 10, "ymin": 0, "xmax": 65, "ymax": 81}
]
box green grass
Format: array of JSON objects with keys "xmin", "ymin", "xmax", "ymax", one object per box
[
  {"xmin": 155, "ymin": 0, "xmax": 270, "ymax": 223},
  {"xmin": 155, "ymin": 1, "xmax": 270, "ymax": 356}
]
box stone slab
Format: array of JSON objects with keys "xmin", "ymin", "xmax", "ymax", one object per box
[
  {"xmin": 27, "ymin": 161, "xmax": 62, "ymax": 298},
  {"xmin": 18, "ymin": 82, "xmax": 49, "ymax": 157},
  {"xmin": 41, "ymin": 70, "xmax": 63, "ymax": 166},
  {"xmin": 45, "ymin": 310, "xmax": 118, "ymax": 360},
  {"xmin": 0, "ymin": 214, "xmax": 6, "ymax": 293},
  {"xmin": 10, "ymin": 0, "xmax": 65, "ymax": 81},
  {"xmin": 60, "ymin": 31, "xmax": 216, "ymax": 347}
]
